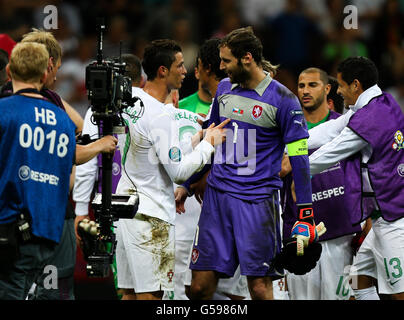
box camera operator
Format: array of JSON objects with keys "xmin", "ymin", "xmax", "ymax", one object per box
[
  {"xmin": 13, "ymin": 29, "xmax": 117, "ymax": 300},
  {"xmin": 115, "ymin": 39, "xmax": 229, "ymax": 300},
  {"xmin": 0, "ymin": 42, "xmax": 76, "ymax": 300}
]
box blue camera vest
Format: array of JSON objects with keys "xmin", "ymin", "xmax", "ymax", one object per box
[{"xmin": 0, "ymin": 93, "xmax": 76, "ymax": 242}]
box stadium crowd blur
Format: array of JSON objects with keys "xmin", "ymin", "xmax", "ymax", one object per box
[{"xmin": 1, "ymin": 0, "xmax": 403, "ymax": 117}]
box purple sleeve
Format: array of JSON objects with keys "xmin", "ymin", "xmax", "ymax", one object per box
[
  {"xmin": 276, "ymin": 94, "xmax": 309, "ymax": 144},
  {"xmin": 289, "ymin": 154, "xmax": 312, "ymax": 205},
  {"xmin": 181, "ymin": 163, "xmax": 211, "ymax": 194},
  {"xmin": 207, "ymin": 93, "xmax": 220, "ymax": 127}
]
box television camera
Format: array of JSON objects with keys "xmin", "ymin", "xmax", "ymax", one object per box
[{"xmin": 78, "ymin": 18, "xmax": 139, "ymax": 278}]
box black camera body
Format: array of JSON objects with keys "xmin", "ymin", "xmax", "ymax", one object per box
[
  {"xmin": 92, "ymin": 193, "xmax": 139, "ymax": 220},
  {"xmin": 78, "ymin": 225, "xmax": 116, "ymax": 278},
  {"xmin": 85, "ymin": 59, "xmax": 133, "ymax": 117},
  {"xmin": 85, "ymin": 18, "xmax": 137, "ymax": 123},
  {"xmin": 81, "ymin": 194, "xmax": 139, "ymax": 277}
]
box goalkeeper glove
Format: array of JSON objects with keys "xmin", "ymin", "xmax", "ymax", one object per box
[
  {"xmin": 291, "ymin": 205, "xmax": 326, "ymax": 256},
  {"xmin": 272, "ymin": 238, "xmax": 323, "ymax": 275}
]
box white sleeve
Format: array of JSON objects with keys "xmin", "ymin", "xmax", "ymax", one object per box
[
  {"xmin": 180, "ymin": 138, "xmax": 194, "ymax": 155},
  {"xmin": 149, "ymin": 112, "xmax": 214, "ymax": 185},
  {"xmin": 72, "ymin": 109, "xmax": 99, "ymax": 216},
  {"xmin": 309, "ymin": 126, "xmax": 368, "ymax": 175},
  {"xmin": 308, "ymin": 109, "xmax": 354, "ymax": 149},
  {"xmin": 205, "ymin": 105, "xmax": 212, "ymax": 122}
]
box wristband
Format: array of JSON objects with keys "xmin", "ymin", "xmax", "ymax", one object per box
[{"xmin": 297, "ymin": 205, "xmax": 313, "ymax": 220}]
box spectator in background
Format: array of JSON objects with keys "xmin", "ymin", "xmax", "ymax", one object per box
[
  {"xmin": 0, "ymin": 49, "xmax": 9, "ymax": 85},
  {"xmin": 145, "ymin": 0, "xmax": 198, "ymax": 42},
  {"xmin": 350, "ymin": 0, "xmax": 386, "ymax": 41},
  {"xmin": 386, "ymin": 74, "xmax": 404, "ymax": 114},
  {"xmin": 322, "ymin": 26, "xmax": 369, "ymax": 76},
  {"xmin": 0, "ymin": 2, "xmax": 31, "ymax": 41},
  {"xmin": 211, "ymin": 10, "xmax": 242, "ymax": 39},
  {"xmin": 265, "ymin": 0, "xmax": 323, "ymax": 78},
  {"xmin": 300, "ymin": 0, "xmax": 337, "ymax": 38},
  {"xmin": 172, "ymin": 17, "xmax": 199, "ymax": 73},
  {"xmin": 54, "ymin": 36, "xmax": 96, "ymax": 118},
  {"xmin": 102, "ymin": 15, "xmax": 132, "ymax": 57},
  {"xmin": 370, "ymin": 0, "xmax": 404, "ymax": 89},
  {"xmin": 0, "ymin": 34, "xmax": 16, "ymax": 58},
  {"xmin": 237, "ymin": 0, "xmax": 284, "ymax": 30},
  {"xmin": 51, "ymin": 14, "xmax": 80, "ymax": 60},
  {"xmin": 172, "ymin": 17, "xmax": 200, "ymax": 99}
]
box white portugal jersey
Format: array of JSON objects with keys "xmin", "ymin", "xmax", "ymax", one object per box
[
  {"xmin": 116, "ymin": 88, "xmax": 214, "ymax": 224},
  {"xmin": 166, "ymin": 104, "xmax": 206, "ymax": 241}
]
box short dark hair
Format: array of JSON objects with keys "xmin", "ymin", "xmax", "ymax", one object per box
[
  {"xmin": 121, "ymin": 53, "xmax": 142, "ymax": 86},
  {"xmin": 337, "ymin": 56, "xmax": 378, "ymax": 90},
  {"xmin": 197, "ymin": 38, "xmax": 226, "ymax": 80},
  {"xmin": 142, "ymin": 39, "xmax": 182, "ymax": 81},
  {"xmin": 327, "ymin": 76, "xmax": 344, "ymax": 114},
  {"xmin": 219, "ymin": 26, "xmax": 263, "ymax": 65},
  {"xmin": 300, "ymin": 67, "xmax": 328, "ymax": 85}
]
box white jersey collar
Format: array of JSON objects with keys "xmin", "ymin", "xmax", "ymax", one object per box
[{"xmin": 350, "ymin": 84, "xmax": 382, "ymax": 112}]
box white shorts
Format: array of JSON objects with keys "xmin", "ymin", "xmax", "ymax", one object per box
[
  {"xmin": 171, "ymin": 239, "xmax": 193, "ymax": 300},
  {"xmin": 287, "ymin": 234, "xmax": 355, "ymax": 300},
  {"xmin": 115, "ymin": 214, "xmax": 175, "ymax": 293},
  {"xmin": 182, "ymin": 245, "xmax": 251, "ymax": 299},
  {"xmin": 351, "ymin": 217, "xmax": 404, "ymax": 295},
  {"xmin": 273, "ymin": 278, "xmax": 289, "ymax": 300},
  {"xmin": 216, "ymin": 266, "xmax": 250, "ymax": 299}
]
